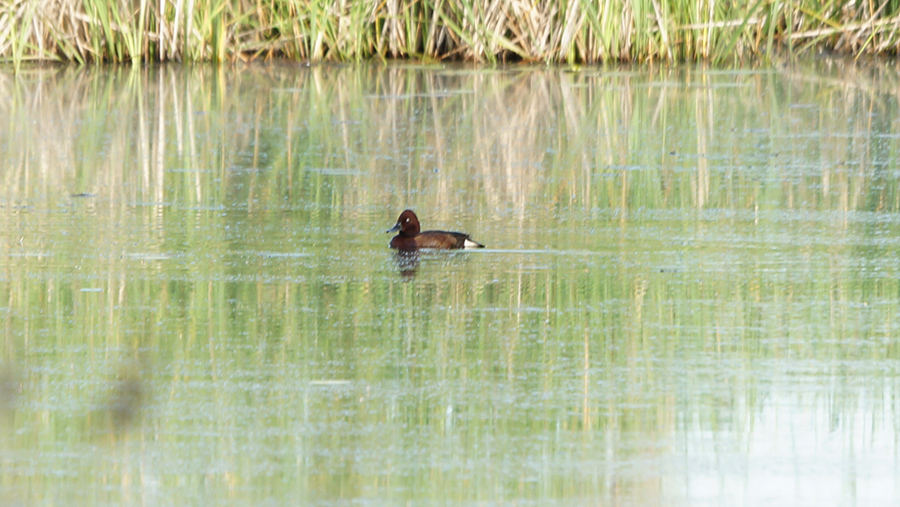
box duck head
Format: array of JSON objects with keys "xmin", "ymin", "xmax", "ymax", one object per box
[{"xmin": 386, "ymin": 209, "xmax": 421, "ymax": 237}]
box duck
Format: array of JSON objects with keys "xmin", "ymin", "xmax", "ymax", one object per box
[{"xmin": 386, "ymin": 209, "xmax": 485, "ymax": 251}]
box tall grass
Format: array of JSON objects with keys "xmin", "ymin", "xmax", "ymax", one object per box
[{"xmin": 2, "ymin": 0, "xmax": 900, "ymax": 65}]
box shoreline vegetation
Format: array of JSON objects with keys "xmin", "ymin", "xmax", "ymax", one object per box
[{"xmin": 2, "ymin": 0, "xmax": 900, "ymax": 68}]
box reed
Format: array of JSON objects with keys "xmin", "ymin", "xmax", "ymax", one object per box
[{"xmin": 2, "ymin": 0, "xmax": 900, "ymax": 65}]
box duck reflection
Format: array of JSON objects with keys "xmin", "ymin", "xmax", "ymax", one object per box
[{"xmin": 394, "ymin": 250, "xmax": 421, "ymax": 279}]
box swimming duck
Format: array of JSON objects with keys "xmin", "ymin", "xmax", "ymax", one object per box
[{"xmin": 386, "ymin": 209, "xmax": 485, "ymax": 250}]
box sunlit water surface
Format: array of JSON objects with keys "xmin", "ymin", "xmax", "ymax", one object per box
[{"xmin": 2, "ymin": 61, "xmax": 900, "ymax": 506}]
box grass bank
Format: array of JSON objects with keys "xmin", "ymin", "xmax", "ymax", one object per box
[{"xmin": 2, "ymin": 0, "xmax": 900, "ymax": 67}]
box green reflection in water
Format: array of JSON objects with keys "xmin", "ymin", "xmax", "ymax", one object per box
[{"xmin": 1, "ymin": 61, "xmax": 900, "ymax": 505}]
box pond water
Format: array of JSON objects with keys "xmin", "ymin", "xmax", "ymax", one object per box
[{"xmin": 2, "ymin": 60, "xmax": 900, "ymax": 506}]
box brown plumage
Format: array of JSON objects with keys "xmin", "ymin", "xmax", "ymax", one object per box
[{"xmin": 386, "ymin": 210, "xmax": 485, "ymax": 251}]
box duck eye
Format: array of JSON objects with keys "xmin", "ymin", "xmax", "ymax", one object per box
[{"xmin": 405, "ymin": 218, "xmax": 409, "ymax": 222}]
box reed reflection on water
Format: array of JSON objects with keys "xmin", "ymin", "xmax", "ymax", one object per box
[{"xmin": 1, "ymin": 60, "xmax": 900, "ymax": 505}]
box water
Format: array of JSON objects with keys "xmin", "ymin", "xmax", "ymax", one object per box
[{"xmin": 2, "ymin": 60, "xmax": 900, "ymax": 506}]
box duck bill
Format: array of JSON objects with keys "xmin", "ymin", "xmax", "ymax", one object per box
[{"xmin": 386, "ymin": 222, "xmax": 401, "ymax": 233}]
